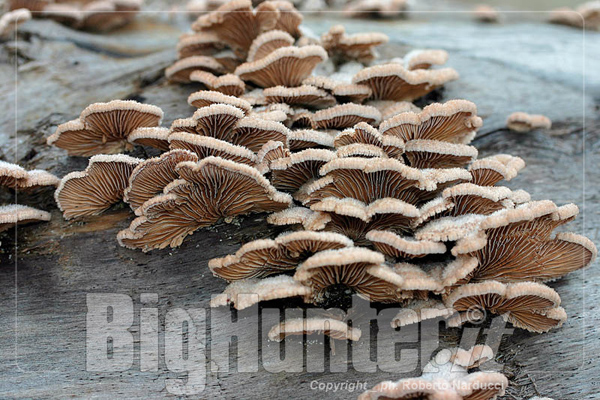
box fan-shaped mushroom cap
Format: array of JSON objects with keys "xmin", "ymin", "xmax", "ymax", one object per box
[
  {"xmin": 267, "ymin": 206, "xmax": 331, "ymax": 231},
  {"xmin": 235, "ymin": 45, "xmax": 328, "ymax": 88},
  {"xmin": 255, "ymin": 140, "xmax": 289, "ymax": 173},
  {"xmin": 210, "ymin": 275, "xmax": 312, "ymax": 310},
  {"xmin": 230, "ymin": 117, "xmax": 290, "ymax": 151},
  {"xmin": 506, "ymin": 112, "xmax": 552, "ymax": 132},
  {"xmin": 330, "ymin": 83, "xmax": 372, "ymax": 104},
  {"xmin": 128, "ymin": 127, "xmax": 170, "ymax": 151},
  {"xmin": 442, "ymin": 183, "xmax": 516, "ymax": 216},
  {"xmin": 312, "ymin": 103, "xmax": 381, "ymax": 130},
  {"xmin": 353, "ymin": 64, "xmax": 459, "ymax": 102},
  {"xmin": 165, "ymin": 56, "xmax": 225, "ymax": 83},
  {"xmin": 176, "ymin": 32, "xmax": 224, "ymax": 59},
  {"xmin": 263, "ymin": 85, "xmax": 337, "ymax": 109},
  {"xmin": 270, "ymin": 148, "xmax": 337, "ymax": 193},
  {"xmin": 55, "ymin": 154, "xmax": 142, "ymax": 220},
  {"xmin": 416, "ymin": 214, "xmax": 486, "ymax": 242},
  {"xmin": 187, "ymin": 90, "xmax": 252, "ymax": 114},
  {"xmin": 473, "ymin": 5, "xmax": 500, "ymax": 23},
  {"xmin": 209, "ymin": 230, "xmax": 353, "ymax": 281},
  {"xmin": 549, "ymin": 7, "xmax": 584, "ymax": 27},
  {"xmin": 404, "ymin": 139, "xmax": 478, "ymax": 169},
  {"xmin": 371, "ymin": 101, "xmax": 421, "ymax": 121},
  {"xmin": 187, "ymin": 103, "xmax": 246, "ymax": 139},
  {"xmin": 0, "ymin": 8, "xmax": 31, "ymax": 39},
  {"xmin": 359, "ymin": 345, "xmax": 507, "ymax": 400},
  {"xmin": 191, "ymin": 0, "xmax": 280, "ymax": 58},
  {"xmin": 380, "ymin": 100, "xmax": 482, "ymax": 144},
  {"xmin": 268, "ymin": 317, "xmax": 361, "ymax": 342},
  {"xmin": 451, "ymin": 202, "xmax": 597, "ymax": 283},
  {"xmin": 445, "ymin": 280, "xmax": 567, "ymax": 332},
  {"xmin": 390, "ymin": 299, "xmax": 454, "ymax": 328},
  {"xmin": 124, "ymin": 150, "xmax": 199, "ymax": 212},
  {"xmin": 16, "ymin": 169, "xmax": 60, "ymax": 190},
  {"xmin": 270, "ymin": 0, "xmax": 303, "ymax": 37},
  {"xmin": 0, "ymin": 204, "xmax": 51, "ymax": 232},
  {"xmin": 168, "ymin": 133, "xmax": 258, "ymax": 166},
  {"xmin": 246, "ymin": 29, "xmax": 295, "ymax": 62},
  {"xmin": 469, "ymin": 154, "xmax": 525, "ymax": 186},
  {"xmin": 321, "ymin": 24, "xmax": 389, "ymax": 64},
  {"xmin": 304, "ymin": 157, "xmax": 422, "ymax": 205},
  {"xmin": 367, "ymin": 230, "xmax": 446, "ymax": 259},
  {"xmin": 47, "ymin": 100, "xmax": 163, "ymax": 157},
  {"xmin": 189, "ymin": 72, "xmax": 246, "ymax": 97},
  {"xmin": 294, "ymin": 247, "xmax": 406, "ymax": 303},
  {"xmin": 0, "ymin": 160, "xmax": 28, "ymax": 188},
  {"xmin": 402, "ymin": 49, "xmax": 449, "ymax": 70},
  {"xmin": 287, "ymin": 129, "xmax": 335, "ymax": 151},
  {"xmin": 118, "ymin": 157, "xmax": 292, "ymax": 251}
]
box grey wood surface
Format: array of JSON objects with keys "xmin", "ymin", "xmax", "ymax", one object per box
[{"xmin": 0, "ymin": 10, "xmax": 599, "ymax": 399}]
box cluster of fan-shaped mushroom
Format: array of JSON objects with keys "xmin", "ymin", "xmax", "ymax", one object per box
[
  {"xmin": 44, "ymin": 0, "xmax": 596, "ymax": 341},
  {"xmin": 5, "ymin": 0, "xmax": 143, "ymax": 31},
  {"xmin": 0, "ymin": 161, "xmax": 58, "ymax": 232}
]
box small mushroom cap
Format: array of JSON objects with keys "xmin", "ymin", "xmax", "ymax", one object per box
[
  {"xmin": 264, "ymin": 85, "xmax": 337, "ymax": 109},
  {"xmin": 246, "ymin": 29, "xmax": 295, "ymax": 62},
  {"xmin": 380, "ymin": 100, "xmax": 482, "ymax": 144},
  {"xmin": 416, "ymin": 214, "xmax": 486, "ymax": 242},
  {"xmin": 270, "ymin": 0, "xmax": 303, "ymax": 37},
  {"xmin": 124, "ymin": 150, "xmax": 199, "ymax": 211},
  {"xmin": 391, "ymin": 299, "xmax": 454, "ymax": 328},
  {"xmin": 128, "ymin": 127, "xmax": 171, "ymax": 151},
  {"xmin": 210, "ymin": 275, "xmax": 311, "ymax": 310},
  {"xmin": 353, "ymin": 64, "xmax": 459, "ymax": 102},
  {"xmin": 189, "ymin": 72, "xmax": 247, "ymax": 97},
  {"xmin": 187, "ymin": 90, "xmax": 252, "ymax": 114},
  {"xmin": 0, "ymin": 204, "xmax": 51, "ymax": 232},
  {"xmin": 404, "ymin": 139, "xmax": 478, "ymax": 169},
  {"xmin": 401, "ymin": 49, "xmax": 449, "ymax": 70},
  {"xmin": 506, "ymin": 112, "xmax": 552, "ymax": 132},
  {"xmin": 312, "ymin": 103, "xmax": 381, "ymax": 130},
  {"xmin": 367, "ymin": 230, "xmax": 446, "ymax": 258},
  {"xmin": 445, "ymin": 280, "xmax": 566, "ymax": 332},
  {"xmin": 176, "ymin": 32, "xmax": 224, "ymax": 58},
  {"xmin": 47, "ymin": 100, "xmax": 164, "ymax": 156},
  {"xmin": 473, "ymin": 5, "xmax": 500, "ymax": 23},
  {"xmin": 168, "ymin": 132, "xmax": 258, "ymax": 165},
  {"xmin": 321, "ymin": 24, "xmax": 389, "ymax": 64},
  {"xmin": 0, "ymin": 160, "xmax": 28, "ymax": 188},
  {"xmin": 270, "ymin": 148, "xmax": 338, "ymax": 192},
  {"xmin": 287, "ymin": 129, "xmax": 335, "ymax": 151},
  {"xmin": 469, "ymin": 154, "xmax": 526, "ymax": 186},
  {"xmin": 267, "ymin": 206, "xmax": 332, "ymax": 231},
  {"xmin": 268, "ymin": 317, "xmax": 361, "ymax": 342},
  {"xmin": 235, "ymin": 45, "xmax": 328, "ymax": 88},
  {"xmin": 55, "ymin": 154, "xmax": 142, "ymax": 220},
  {"xmin": 165, "ymin": 56, "xmax": 225, "ymax": 83}
]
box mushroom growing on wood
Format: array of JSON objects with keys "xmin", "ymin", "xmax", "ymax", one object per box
[
  {"xmin": 165, "ymin": 56, "xmax": 225, "ymax": 83},
  {"xmin": 506, "ymin": 112, "xmax": 552, "ymax": 132},
  {"xmin": 209, "ymin": 230, "xmax": 353, "ymax": 281},
  {"xmin": 47, "ymin": 100, "xmax": 164, "ymax": 156},
  {"xmin": 468, "ymin": 154, "xmax": 525, "ymax": 186},
  {"xmin": 451, "ymin": 201, "xmax": 598, "ymax": 283},
  {"xmin": 320, "ymin": 25, "xmax": 389, "ymax": 64},
  {"xmin": 359, "ymin": 345, "xmax": 507, "ymax": 400},
  {"xmin": 379, "ymin": 100, "xmax": 482, "ymax": 144},
  {"xmin": 0, "ymin": 204, "xmax": 51, "ymax": 232},
  {"xmin": 118, "ymin": 157, "xmax": 292, "ymax": 251},
  {"xmin": 128, "ymin": 127, "xmax": 171, "ymax": 152},
  {"xmin": 210, "ymin": 275, "xmax": 312, "ymax": 310},
  {"xmin": 268, "ymin": 317, "xmax": 361, "ymax": 342},
  {"xmin": 269, "ymin": 148, "xmax": 337, "ymax": 193},
  {"xmin": 189, "ymin": 72, "xmax": 246, "ymax": 97},
  {"xmin": 366, "ymin": 230, "xmax": 446, "ymax": 259},
  {"xmin": 312, "ymin": 103, "xmax": 381, "ymax": 129},
  {"xmin": 235, "ymin": 45, "xmax": 328, "ymax": 88},
  {"xmin": 176, "ymin": 32, "xmax": 225, "ymax": 59},
  {"xmin": 124, "ymin": 150, "xmax": 199, "ymax": 211},
  {"xmin": 246, "ymin": 30, "xmax": 295, "ymax": 62},
  {"xmin": 187, "ymin": 91, "xmax": 252, "ymax": 114},
  {"xmin": 55, "ymin": 154, "xmax": 142, "ymax": 220},
  {"xmin": 445, "ymin": 280, "xmax": 567, "ymax": 333},
  {"xmin": 473, "ymin": 5, "xmax": 500, "ymax": 23},
  {"xmin": 549, "ymin": 2, "xmax": 600, "ymax": 30},
  {"xmin": 293, "ymin": 247, "xmax": 407, "ymax": 303},
  {"xmin": 191, "ymin": 0, "xmax": 281, "ymax": 58},
  {"xmin": 344, "ymin": 0, "xmax": 409, "ymax": 19},
  {"xmin": 353, "ymin": 64, "xmax": 459, "ymax": 101}
]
